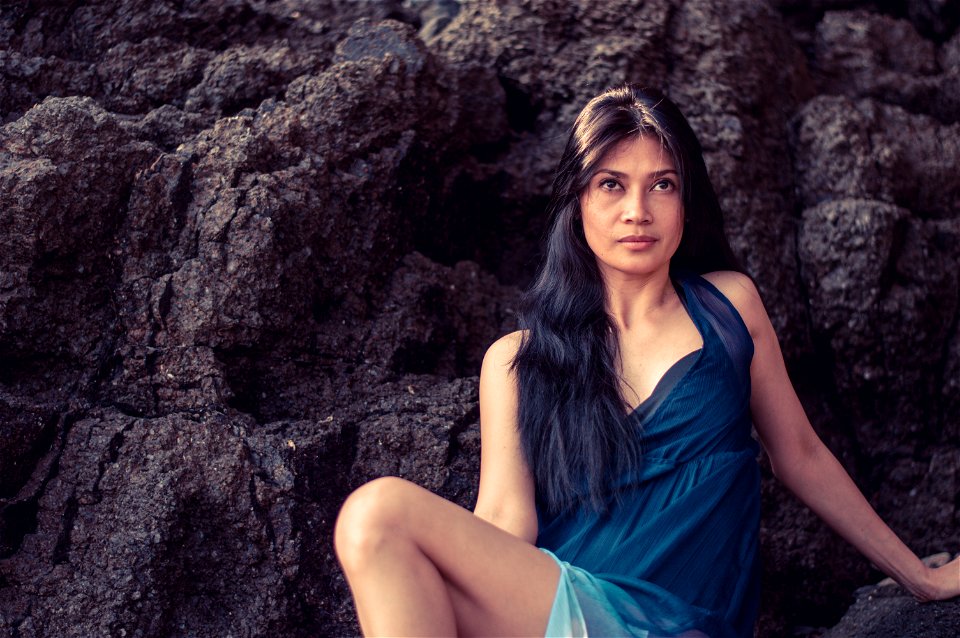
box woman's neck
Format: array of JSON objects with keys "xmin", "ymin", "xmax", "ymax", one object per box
[{"xmin": 602, "ymin": 267, "xmax": 676, "ymax": 331}]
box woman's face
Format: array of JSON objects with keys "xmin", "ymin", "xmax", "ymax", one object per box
[{"xmin": 578, "ymin": 134, "xmax": 683, "ymax": 282}]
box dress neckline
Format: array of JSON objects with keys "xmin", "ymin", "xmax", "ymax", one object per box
[{"xmin": 625, "ymin": 276, "xmax": 706, "ymax": 421}]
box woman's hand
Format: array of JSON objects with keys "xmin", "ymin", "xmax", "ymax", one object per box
[
  {"xmin": 916, "ymin": 553, "xmax": 960, "ymax": 602},
  {"xmin": 879, "ymin": 552, "xmax": 960, "ymax": 601}
]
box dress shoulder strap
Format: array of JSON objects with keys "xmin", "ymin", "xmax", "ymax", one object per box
[{"xmin": 677, "ymin": 272, "xmax": 754, "ymax": 386}]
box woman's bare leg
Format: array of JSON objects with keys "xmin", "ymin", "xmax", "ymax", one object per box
[{"xmin": 334, "ymin": 476, "xmax": 560, "ymax": 637}]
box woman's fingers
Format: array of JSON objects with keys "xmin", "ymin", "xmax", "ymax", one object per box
[
  {"xmin": 920, "ymin": 552, "xmax": 952, "ymax": 569},
  {"xmin": 876, "ymin": 552, "xmax": 959, "ymax": 601},
  {"xmin": 928, "ymin": 554, "xmax": 960, "ymax": 601}
]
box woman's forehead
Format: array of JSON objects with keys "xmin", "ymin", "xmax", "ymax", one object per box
[{"xmin": 593, "ymin": 134, "xmax": 676, "ymax": 173}]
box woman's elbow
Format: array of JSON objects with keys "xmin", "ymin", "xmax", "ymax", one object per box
[{"xmin": 768, "ymin": 436, "xmax": 833, "ymax": 485}]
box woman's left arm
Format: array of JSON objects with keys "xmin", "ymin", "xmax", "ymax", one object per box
[{"xmin": 706, "ymin": 271, "xmax": 960, "ymax": 602}]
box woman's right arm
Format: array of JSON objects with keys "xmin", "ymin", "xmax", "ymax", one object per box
[{"xmin": 473, "ymin": 331, "xmax": 540, "ymax": 545}]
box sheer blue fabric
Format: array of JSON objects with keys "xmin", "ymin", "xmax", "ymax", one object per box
[{"xmin": 536, "ymin": 273, "xmax": 761, "ymax": 638}]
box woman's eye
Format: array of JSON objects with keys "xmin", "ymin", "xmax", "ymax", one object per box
[
  {"xmin": 652, "ymin": 179, "xmax": 675, "ymax": 191},
  {"xmin": 599, "ymin": 178, "xmax": 620, "ymax": 191}
]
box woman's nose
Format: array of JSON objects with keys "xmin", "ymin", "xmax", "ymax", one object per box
[{"xmin": 622, "ymin": 193, "xmax": 652, "ymax": 223}]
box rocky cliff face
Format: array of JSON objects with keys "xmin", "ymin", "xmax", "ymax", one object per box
[{"xmin": 0, "ymin": 1, "xmax": 957, "ymax": 636}]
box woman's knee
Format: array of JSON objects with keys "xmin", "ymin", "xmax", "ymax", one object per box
[{"xmin": 334, "ymin": 476, "xmax": 416, "ymax": 570}]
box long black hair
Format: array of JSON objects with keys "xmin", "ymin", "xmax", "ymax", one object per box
[{"xmin": 512, "ymin": 85, "xmax": 743, "ymax": 514}]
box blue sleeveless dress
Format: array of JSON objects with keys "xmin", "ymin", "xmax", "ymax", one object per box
[{"xmin": 536, "ymin": 273, "xmax": 761, "ymax": 638}]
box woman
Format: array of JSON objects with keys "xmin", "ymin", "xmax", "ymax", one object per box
[{"xmin": 334, "ymin": 85, "xmax": 959, "ymax": 637}]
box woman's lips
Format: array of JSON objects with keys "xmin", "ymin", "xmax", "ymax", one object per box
[{"xmin": 618, "ymin": 235, "xmax": 657, "ymax": 250}]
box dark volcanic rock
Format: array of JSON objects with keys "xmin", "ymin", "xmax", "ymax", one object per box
[
  {"xmin": 944, "ymin": 325, "xmax": 960, "ymax": 443},
  {"xmin": 823, "ymin": 581, "xmax": 960, "ymax": 638},
  {"xmin": 0, "ymin": 52, "xmax": 98, "ymax": 123},
  {"xmin": 349, "ymin": 375, "xmax": 481, "ymax": 502},
  {"xmin": 0, "ymin": 393, "xmax": 58, "ymax": 501},
  {"xmin": 335, "ymin": 17, "xmax": 428, "ymax": 71},
  {"xmin": 97, "ymin": 37, "xmax": 214, "ymax": 115},
  {"xmin": 184, "ymin": 42, "xmax": 325, "ymax": 115},
  {"xmin": 0, "ymin": 17, "xmax": 500, "ymax": 635},
  {"xmin": 108, "ymin": 20, "xmax": 461, "ymax": 419},
  {"xmin": 870, "ymin": 450, "xmax": 960, "ymax": 557},
  {"xmin": 0, "ymin": 97, "xmax": 156, "ymax": 400},
  {"xmin": 0, "ymin": 409, "xmax": 298, "ymax": 637},
  {"xmin": 904, "ymin": 0, "xmax": 960, "ymax": 40},
  {"xmin": 756, "ymin": 377, "xmax": 872, "ymax": 634},
  {"xmin": 0, "ymin": 1, "xmax": 391, "ymax": 123},
  {"xmin": 815, "ymin": 11, "xmax": 937, "ymax": 80},
  {"xmin": 812, "ymin": 11, "xmax": 960, "ymax": 123},
  {"xmin": 791, "ymin": 95, "xmax": 960, "ymax": 482},
  {"xmin": 363, "ymin": 252, "xmax": 520, "ymax": 378},
  {"xmin": 117, "ymin": 105, "xmax": 216, "ymax": 151},
  {"xmin": 791, "ymin": 96, "xmax": 960, "ymax": 217},
  {"xmin": 219, "ymin": 251, "xmax": 520, "ymax": 427},
  {"xmin": 799, "ymin": 198, "xmax": 959, "ymax": 457},
  {"xmin": 799, "ymin": 200, "xmax": 908, "ymax": 341},
  {"xmin": 942, "ymin": 29, "xmax": 960, "ymax": 68},
  {"xmin": 2, "ymin": 1, "xmax": 280, "ymax": 61}
]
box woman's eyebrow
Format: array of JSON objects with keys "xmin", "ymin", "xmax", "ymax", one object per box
[
  {"xmin": 594, "ymin": 168, "xmax": 628, "ymax": 178},
  {"xmin": 593, "ymin": 168, "xmax": 679, "ymax": 178}
]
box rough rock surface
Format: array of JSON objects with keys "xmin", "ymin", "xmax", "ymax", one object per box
[
  {"xmin": 0, "ymin": 1, "xmax": 958, "ymax": 637},
  {"xmin": 95, "ymin": 37, "xmax": 213, "ymax": 115},
  {"xmin": 1, "ymin": 410, "xmax": 297, "ymax": 637},
  {"xmin": 822, "ymin": 582, "xmax": 960, "ymax": 638},
  {"xmin": 0, "ymin": 51, "xmax": 99, "ymax": 123},
  {"xmin": 798, "ymin": 199, "xmax": 959, "ymax": 458},
  {"xmin": 791, "ymin": 96, "xmax": 960, "ymax": 217},
  {"xmin": 0, "ymin": 97, "xmax": 156, "ymax": 414},
  {"xmin": 812, "ymin": 10, "xmax": 960, "ymax": 123}
]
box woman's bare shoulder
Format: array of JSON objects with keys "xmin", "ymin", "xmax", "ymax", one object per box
[
  {"xmin": 483, "ymin": 330, "xmax": 527, "ymax": 369},
  {"xmin": 700, "ymin": 271, "xmax": 768, "ymax": 337}
]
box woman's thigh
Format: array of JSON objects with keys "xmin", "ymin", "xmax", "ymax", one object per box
[{"xmin": 336, "ymin": 476, "xmax": 560, "ymax": 637}]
